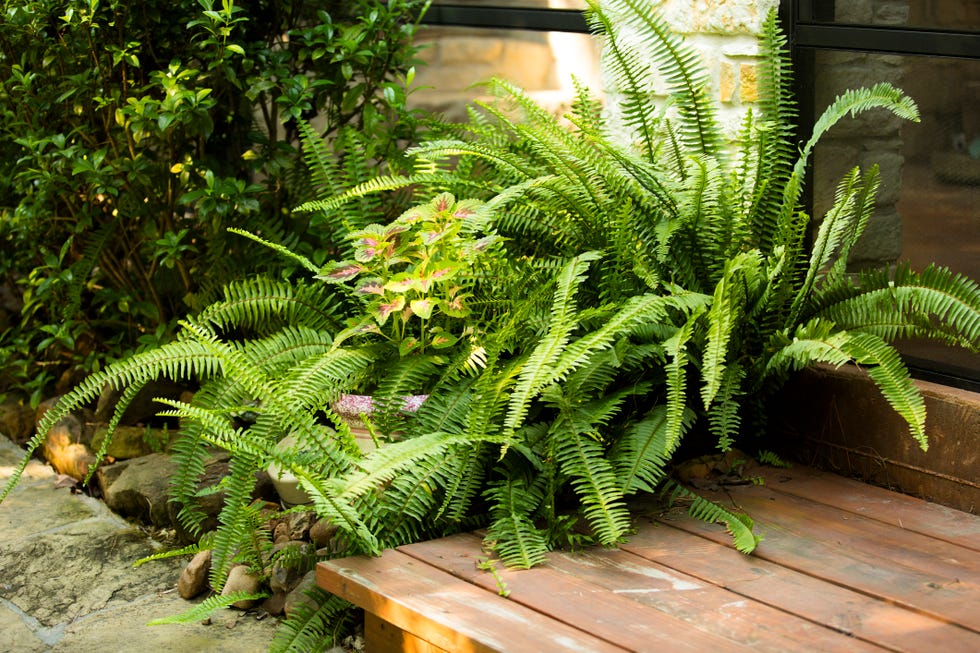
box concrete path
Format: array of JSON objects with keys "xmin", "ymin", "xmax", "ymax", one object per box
[{"xmin": 0, "ymin": 434, "xmax": 279, "ymax": 652}]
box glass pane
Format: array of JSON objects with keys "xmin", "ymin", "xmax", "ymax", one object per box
[
  {"xmin": 808, "ymin": 0, "xmax": 980, "ymax": 32},
  {"xmin": 409, "ymin": 23, "xmax": 602, "ymax": 120},
  {"xmin": 810, "ymin": 49, "xmax": 980, "ymax": 381}
]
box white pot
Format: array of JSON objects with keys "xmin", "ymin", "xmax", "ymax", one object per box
[
  {"xmin": 267, "ymin": 394, "xmax": 428, "ymax": 506},
  {"xmin": 267, "ymin": 433, "xmax": 317, "ymax": 507}
]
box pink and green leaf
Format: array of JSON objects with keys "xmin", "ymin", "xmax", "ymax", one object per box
[{"xmin": 317, "ymin": 261, "xmax": 364, "ymax": 283}]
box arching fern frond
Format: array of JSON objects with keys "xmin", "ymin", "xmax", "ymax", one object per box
[
  {"xmin": 484, "ymin": 476, "xmax": 550, "ymax": 568},
  {"xmin": 665, "ymin": 480, "xmax": 761, "ymax": 553}
]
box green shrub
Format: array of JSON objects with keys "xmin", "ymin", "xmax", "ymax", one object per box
[{"xmin": 0, "ymin": 0, "xmax": 428, "ymax": 401}]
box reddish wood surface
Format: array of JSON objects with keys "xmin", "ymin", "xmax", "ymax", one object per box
[{"xmin": 318, "ymin": 463, "xmax": 980, "ymax": 652}]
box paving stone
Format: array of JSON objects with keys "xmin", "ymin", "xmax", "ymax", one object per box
[
  {"xmin": 0, "ymin": 433, "xmax": 278, "ymax": 651},
  {"xmin": 0, "ymin": 519, "xmax": 180, "ymax": 627},
  {"xmin": 0, "ymin": 483, "xmax": 100, "ymax": 542},
  {"xmin": 51, "ymin": 592, "xmax": 278, "ymax": 653},
  {"xmin": 0, "ymin": 602, "xmax": 49, "ymax": 652}
]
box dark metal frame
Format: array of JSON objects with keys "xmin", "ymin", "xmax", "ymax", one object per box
[
  {"xmin": 790, "ymin": 0, "xmax": 980, "ymax": 57},
  {"xmin": 421, "ymin": 4, "xmax": 589, "ymax": 33}
]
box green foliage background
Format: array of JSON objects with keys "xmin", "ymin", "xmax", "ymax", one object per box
[{"xmin": 0, "ymin": 0, "xmax": 428, "ymax": 403}]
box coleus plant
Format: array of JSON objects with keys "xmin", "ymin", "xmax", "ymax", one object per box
[{"xmin": 319, "ymin": 191, "xmax": 502, "ymax": 362}]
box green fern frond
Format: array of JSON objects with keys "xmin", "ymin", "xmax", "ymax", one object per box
[
  {"xmin": 765, "ymin": 321, "xmax": 927, "ymax": 448},
  {"xmin": 484, "ymin": 476, "xmax": 550, "ymax": 568},
  {"xmin": 585, "ymin": 2, "xmax": 661, "ymax": 161},
  {"xmin": 146, "ymin": 591, "xmax": 269, "ymax": 626},
  {"xmin": 779, "ymin": 83, "xmax": 919, "ymax": 229},
  {"xmin": 207, "ymin": 455, "xmax": 265, "ymax": 591},
  {"xmin": 595, "ymin": 0, "xmax": 724, "ymax": 158},
  {"xmin": 839, "ymin": 333, "xmax": 928, "ymax": 449},
  {"xmin": 614, "ymin": 406, "xmax": 676, "ymax": 493},
  {"xmin": 133, "ymin": 536, "xmax": 214, "ymax": 568},
  {"xmin": 65, "ymin": 220, "xmax": 116, "ymax": 321},
  {"xmin": 228, "ymin": 228, "xmax": 319, "ymax": 274},
  {"xmin": 196, "ymin": 276, "xmax": 341, "ymax": 333},
  {"xmin": 339, "ymin": 431, "xmax": 486, "ymax": 500},
  {"xmin": 706, "ymin": 363, "xmax": 746, "ymax": 451},
  {"xmin": 665, "ymin": 481, "xmax": 761, "ymax": 553},
  {"xmin": 271, "ymin": 589, "xmax": 355, "ymax": 653},
  {"xmin": 756, "ymin": 449, "xmax": 791, "ymax": 468},
  {"xmin": 502, "ymin": 252, "xmax": 600, "ymax": 437},
  {"xmin": 790, "ymin": 166, "xmax": 879, "ymax": 324},
  {"xmin": 701, "ymin": 253, "xmax": 762, "ymax": 408},
  {"xmin": 555, "ymin": 429, "xmax": 632, "ymax": 545},
  {"xmin": 663, "ymin": 309, "xmax": 701, "ymax": 451},
  {"xmin": 815, "ymin": 263, "xmax": 980, "ymax": 350}
]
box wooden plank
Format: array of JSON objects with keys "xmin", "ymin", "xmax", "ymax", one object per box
[
  {"xmin": 620, "ymin": 519, "xmax": 980, "ymax": 653},
  {"xmin": 718, "ymin": 482, "xmax": 980, "ymax": 583},
  {"xmin": 400, "ymin": 533, "xmax": 760, "ymax": 653},
  {"xmin": 316, "ymin": 551, "xmax": 627, "ymax": 653},
  {"xmin": 686, "ymin": 482, "xmax": 980, "ymax": 631},
  {"xmin": 364, "ymin": 612, "xmax": 449, "ymax": 653},
  {"xmin": 403, "ymin": 532, "xmax": 884, "ymax": 653},
  {"xmin": 752, "ymin": 463, "xmax": 980, "ymax": 552}
]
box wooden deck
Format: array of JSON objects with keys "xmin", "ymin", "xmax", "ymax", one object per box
[{"xmin": 317, "ymin": 463, "xmax": 980, "ymax": 652}]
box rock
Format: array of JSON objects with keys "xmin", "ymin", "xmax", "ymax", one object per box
[
  {"xmin": 261, "ymin": 591, "xmax": 287, "ymax": 617},
  {"xmin": 90, "ymin": 424, "xmax": 175, "ymax": 460},
  {"xmin": 97, "ymin": 453, "xmax": 177, "ymax": 526},
  {"xmin": 221, "ymin": 565, "xmax": 262, "ymax": 610},
  {"xmin": 0, "ymin": 398, "xmax": 35, "ymax": 445},
  {"xmin": 272, "ymin": 521, "xmax": 290, "ymax": 545},
  {"xmin": 283, "ymin": 570, "xmax": 319, "ymax": 618},
  {"xmin": 41, "ymin": 412, "xmax": 96, "ymax": 481},
  {"xmin": 95, "ymin": 379, "xmax": 190, "ymax": 425},
  {"xmin": 309, "ymin": 518, "xmax": 338, "ymax": 549},
  {"xmin": 177, "ymin": 549, "xmax": 212, "ymax": 599},
  {"xmin": 284, "ymin": 510, "xmax": 315, "ymax": 541},
  {"xmin": 269, "ymin": 542, "xmax": 312, "ymax": 595}
]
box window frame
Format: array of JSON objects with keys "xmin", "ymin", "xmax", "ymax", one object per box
[{"xmin": 783, "ymin": 0, "xmax": 980, "ymax": 391}]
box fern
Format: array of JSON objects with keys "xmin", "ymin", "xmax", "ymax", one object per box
[
  {"xmin": 485, "ymin": 476, "xmax": 550, "ymax": 568},
  {"xmin": 146, "ymin": 591, "xmax": 269, "ymax": 626},
  {"xmin": 665, "ymin": 481, "xmax": 761, "ymax": 553},
  {"xmin": 270, "ymin": 589, "xmax": 356, "ymax": 653}
]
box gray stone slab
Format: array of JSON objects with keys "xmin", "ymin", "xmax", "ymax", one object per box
[
  {"xmin": 0, "ymin": 436, "xmax": 55, "ymax": 488},
  {"xmin": 0, "ymin": 483, "xmax": 101, "ymax": 542},
  {"xmin": 52, "ymin": 592, "xmax": 279, "ymax": 653},
  {"xmin": 0, "ymin": 601, "xmax": 49, "ymax": 652},
  {"xmin": 0, "ymin": 519, "xmax": 181, "ymax": 627}
]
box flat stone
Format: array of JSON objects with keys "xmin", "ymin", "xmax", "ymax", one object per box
[
  {"xmin": 0, "ymin": 519, "xmax": 180, "ymax": 627},
  {"xmin": 0, "ymin": 603, "xmax": 48, "ymax": 652},
  {"xmin": 0, "ymin": 483, "xmax": 100, "ymax": 543},
  {"xmin": 0, "ymin": 436, "xmax": 56, "ymax": 486},
  {"xmin": 50, "ymin": 592, "xmax": 277, "ymax": 653}
]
